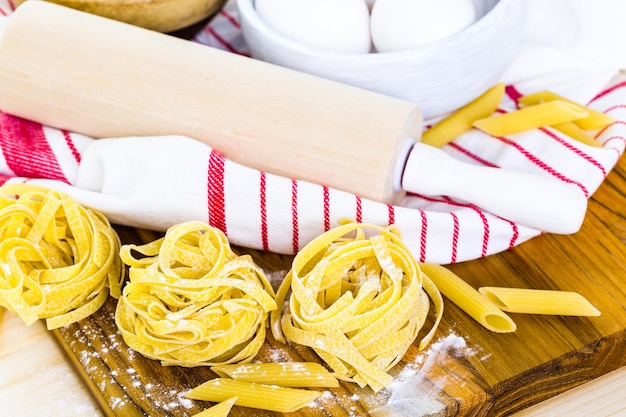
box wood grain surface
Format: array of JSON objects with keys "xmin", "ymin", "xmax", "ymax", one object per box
[{"xmin": 52, "ymin": 154, "xmax": 626, "ymax": 417}]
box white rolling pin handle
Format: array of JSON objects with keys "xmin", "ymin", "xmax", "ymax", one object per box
[{"xmin": 402, "ymin": 143, "xmax": 588, "ymax": 234}]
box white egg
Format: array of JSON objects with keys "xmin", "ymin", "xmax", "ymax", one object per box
[
  {"xmin": 370, "ymin": 0, "xmax": 477, "ymax": 52},
  {"xmin": 255, "ymin": 0, "xmax": 372, "ymax": 54}
]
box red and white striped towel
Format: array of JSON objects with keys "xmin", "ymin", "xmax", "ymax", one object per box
[{"xmin": 0, "ymin": 0, "xmax": 624, "ymax": 264}]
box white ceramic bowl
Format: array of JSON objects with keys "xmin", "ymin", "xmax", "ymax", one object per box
[{"xmin": 236, "ymin": 0, "xmax": 527, "ymax": 119}]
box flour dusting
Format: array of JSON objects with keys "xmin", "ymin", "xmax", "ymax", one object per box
[{"xmin": 370, "ymin": 332, "xmax": 477, "ymax": 417}]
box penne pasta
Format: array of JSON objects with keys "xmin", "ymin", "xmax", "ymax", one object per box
[
  {"xmin": 552, "ymin": 121, "xmax": 601, "ymax": 147},
  {"xmin": 192, "ymin": 397, "xmax": 237, "ymax": 417},
  {"xmin": 419, "ymin": 263, "xmax": 516, "ymax": 333},
  {"xmin": 518, "ymin": 90, "xmax": 615, "ymax": 130},
  {"xmin": 421, "ymin": 83, "xmax": 505, "ymax": 148},
  {"xmin": 186, "ymin": 378, "xmax": 321, "ymax": 413},
  {"xmin": 472, "ymin": 100, "xmax": 588, "ymax": 137},
  {"xmin": 478, "ymin": 287, "xmax": 601, "ymax": 316},
  {"xmin": 211, "ymin": 362, "xmax": 339, "ymax": 387}
]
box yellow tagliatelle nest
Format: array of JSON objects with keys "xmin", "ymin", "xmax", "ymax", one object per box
[
  {"xmin": 0, "ymin": 183, "xmax": 123, "ymax": 329},
  {"xmin": 271, "ymin": 222, "xmax": 443, "ymax": 392},
  {"xmin": 115, "ymin": 221, "xmax": 277, "ymax": 367}
]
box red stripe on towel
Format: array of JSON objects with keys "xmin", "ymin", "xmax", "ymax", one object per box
[
  {"xmin": 0, "ymin": 113, "xmax": 68, "ymax": 182},
  {"xmin": 603, "ymin": 104, "xmax": 626, "ymax": 114},
  {"xmin": 205, "ymin": 26, "xmax": 244, "ymax": 54},
  {"xmin": 505, "ymin": 84, "xmax": 523, "ymax": 107},
  {"xmin": 417, "ymin": 193, "xmax": 493, "ymax": 258},
  {"xmin": 323, "ymin": 185, "xmax": 330, "ymax": 232},
  {"xmin": 596, "ymin": 121, "xmax": 626, "ymax": 153},
  {"xmin": 447, "ymin": 142, "xmax": 500, "ymax": 167},
  {"xmin": 588, "ymin": 80, "xmax": 626, "ymax": 104},
  {"xmin": 507, "ymin": 220, "xmax": 520, "ymax": 249},
  {"xmin": 355, "ymin": 196, "xmax": 363, "ymax": 223},
  {"xmin": 450, "ymin": 212, "xmax": 460, "ymax": 264},
  {"xmin": 208, "ymin": 150, "xmax": 227, "ymax": 235},
  {"xmin": 494, "ymin": 135, "xmax": 589, "ymax": 197},
  {"xmin": 63, "ymin": 131, "xmax": 82, "ymax": 164},
  {"xmin": 419, "ymin": 210, "xmax": 428, "ymax": 262},
  {"xmin": 476, "ymin": 207, "xmax": 490, "ymax": 257},
  {"xmin": 387, "ymin": 204, "xmax": 395, "ymax": 225},
  {"xmin": 291, "ymin": 179, "xmax": 299, "ymax": 253},
  {"xmin": 446, "ymin": 196, "xmax": 491, "ymax": 258},
  {"xmin": 260, "ymin": 171, "xmax": 269, "ymax": 251},
  {"xmin": 0, "ymin": 0, "xmax": 14, "ymax": 15},
  {"xmin": 220, "ymin": 8, "xmax": 241, "ymax": 28},
  {"xmin": 539, "ymin": 127, "xmax": 608, "ymax": 178}
]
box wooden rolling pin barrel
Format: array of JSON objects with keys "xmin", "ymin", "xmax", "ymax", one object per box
[{"xmin": 0, "ymin": 1, "xmax": 587, "ymax": 233}]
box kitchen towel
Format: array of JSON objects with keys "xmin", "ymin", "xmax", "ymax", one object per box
[{"xmin": 0, "ymin": 0, "xmax": 624, "ymax": 265}]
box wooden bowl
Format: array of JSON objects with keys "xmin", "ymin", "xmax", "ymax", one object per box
[
  {"xmin": 14, "ymin": 0, "xmax": 228, "ymax": 32},
  {"xmin": 236, "ymin": 0, "xmax": 528, "ymax": 120}
]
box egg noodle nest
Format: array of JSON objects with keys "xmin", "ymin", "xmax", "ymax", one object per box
[
  {"xmin": 115, "ymin": 221, "xmax": 277, "ymax": 367},
  {"xmin": 271, "ymin": 221, "xmax": 443, "ymax": 392},
  {"xmin": 0, "ymin": 183, "xmax": 123, "ymax": 329}
]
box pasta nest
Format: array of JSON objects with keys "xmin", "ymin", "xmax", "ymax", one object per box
[
  {"xmin": 115, "ymin": 221, "xmax": 277, "ymax": 367},
  {"xmin": 271, "ymin": 222, "xmax": 443, "ymax": 392},
  {"xmin": 0, "ymin": 183, "xmax": 124, "ymax": 329}
]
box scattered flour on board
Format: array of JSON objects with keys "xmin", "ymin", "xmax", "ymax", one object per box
[
  {"xmin": 287, "ymin": 332, "xmax": 479, "ymax": 417},
  {"xmin": 269, "ymin": 347, "xmax": 284, "ymax": 362},
  {"xmin": 309, "ymin": 390, "xmax": 363, "ymax": 417},
  {"xmin": 70, "ymin": 321, "xmax": 195, "ymax": 415},
  {"xmin": 368, "ymin": 332, "xmax": 478, "ymax": 416},
  {"xmin": 388, "ymin": 332, "xmax": 476, "ymax": 395}
]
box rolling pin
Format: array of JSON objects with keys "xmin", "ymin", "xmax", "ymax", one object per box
[{"xmin": 0, "ymin": 1, "xmax": 586, "ymax": 233}]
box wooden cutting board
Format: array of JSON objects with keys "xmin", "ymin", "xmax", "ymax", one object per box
[{"xmin": 52, "ymin": 154, "xmax": 626, "ymax": 417}]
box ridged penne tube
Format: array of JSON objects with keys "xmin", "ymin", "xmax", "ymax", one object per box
[
  {"xmin": 186, "ymin": 379, "xmax": 321, "ymax": 413},
  {"xmin": 552, "ymin": 121, "xmax": 601, "ymax": 147},
  {"xmin": 192, "ymin": 397, "xmax": 237, "ymax": 417},
  {"xmin": 478, "ymin": 287, "xmax": 601, "ymax": 316},
  {"xmin": 518, "ymin": 90, "xmax": 615, "ymax": 130},
  {"xmin": 472, "ymin": 100, "xmax": 588, "ymax": 137},
  {"xmin": 419, "ymin": 263, "xmax": 516, "ymax": 333},
  {"xmin": 211, "ymin": 362, "xmax": 339, "ymax": 387},
  {"xmin": 421, "ymin": 83, "xmax": 505, "ymax": 148}
]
